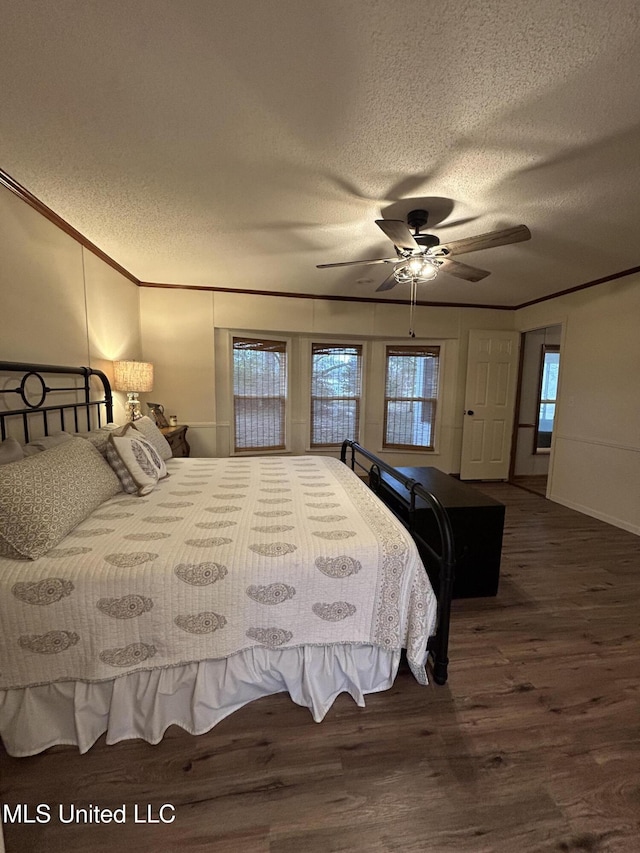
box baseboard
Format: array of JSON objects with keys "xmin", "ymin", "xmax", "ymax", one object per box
[{"xmin": 548, "ymin": 494, "xmax": 640, "ymax": 536}]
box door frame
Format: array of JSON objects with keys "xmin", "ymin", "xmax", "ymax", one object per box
[{"xmin": 508, "ymin": 321, "xmax": 566, "ymax": 495}]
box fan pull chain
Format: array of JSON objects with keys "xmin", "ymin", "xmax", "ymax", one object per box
[{"xmin": 408, "ymin": 277, "xmax": 417, "ymax": 338}]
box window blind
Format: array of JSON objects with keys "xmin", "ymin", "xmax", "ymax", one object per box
[
  {"xmin": 233, "ymin": 337, "xmax": 287, "ymax": 452},
  {"xmin": 310, "ymin": 344, "xmax": 362, "ymax": 447},
  {"xmin": 383, "ymin": 345, "xmax": 440, "ymax": 450}
]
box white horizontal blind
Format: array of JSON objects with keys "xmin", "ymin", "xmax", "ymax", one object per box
[
  {"xmin": 233, "ymin": 337, "xmax": 287, "ymax": 452},
  {"xmin": 383, "ymin": 345, "xmax": 440, "ymax": 450},
  {"xmin": 310, "ymin": 344, "xmax": 362, "ymax": 447}
]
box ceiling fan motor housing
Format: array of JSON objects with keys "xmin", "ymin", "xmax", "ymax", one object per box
[
  {"xmin": 407, "ymin": 209, "xmax": 440, "ymax": 249},
  {"xmin": 407, "ymin": 209, "xmax": 429, "ymax": 231},
  {"xmin": 414, "ymin": 233, "xmax": 440, "ymax": 249}
]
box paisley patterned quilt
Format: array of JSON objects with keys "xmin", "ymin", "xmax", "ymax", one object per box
[{"xmin": 0, "ymin": 455, "xmax": 437, "ymax": 691}]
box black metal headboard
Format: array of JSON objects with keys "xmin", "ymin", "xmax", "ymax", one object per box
[{"xmin": 0, "ymin": 361, "xmax": 113, "ymax": 443}]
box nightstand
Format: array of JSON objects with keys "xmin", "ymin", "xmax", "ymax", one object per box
[{"xmin": 160, "ymin": 424, "xmax": 190, "ymax": 458}]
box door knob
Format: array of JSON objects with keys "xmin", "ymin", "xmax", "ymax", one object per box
[{"xmin": 465, "ymin": 410, "xmax": 475, "ymax": 415}]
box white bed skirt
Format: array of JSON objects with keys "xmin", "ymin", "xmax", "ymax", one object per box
[{"xmin": 0, "ymin": 644, "xmax": 403, "ymax": 757}]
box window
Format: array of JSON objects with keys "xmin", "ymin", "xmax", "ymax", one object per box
[
  {"xmin": 535, "ymin": 345, "xmax": 560, "ymax": 452},
  {"xmin": 310, "ymin": 343, "xmax": 362, "ymax": 447},
  {"xmin": 383, "ymin": 345, "xmax": 440, "ymax": 450},
  {"xmin": 232, "ymin": 337, "xmax": 287, "ymax": 452}
]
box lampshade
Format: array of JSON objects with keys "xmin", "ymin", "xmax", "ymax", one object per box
[{"xmin": 113, "ymin": 361, "xmax": 154, "ymax": 393}]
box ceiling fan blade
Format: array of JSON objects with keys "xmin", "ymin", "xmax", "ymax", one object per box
[
  {"xmin": 375, "ymin": 271, "xmax": 399, "ymax": 292},
  {"xmin": 439, "ymin": 224, "xmax": 531, "ymax": 256},
  {"xmin": 436, "ymin": 215, "xmax": 478, "ymax": 230},
  {"xmin": 316, "ymin": 257, "xmax": 397, "ymax": 269},
  {"xmin": 438, "ymin": 257, "xmax": 490, "ymax": 282},
  {"xmin": 375, "ymin": 219, "xmax": 420, "ymax": 250}
]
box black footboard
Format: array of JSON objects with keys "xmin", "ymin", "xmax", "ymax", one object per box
[{"xmin": 340, "ymin": 440, "xmax": 455, "ymax": 685}]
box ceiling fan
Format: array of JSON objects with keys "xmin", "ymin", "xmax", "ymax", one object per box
[{"xmin": 317, "ymin": 209, "xmax": 531, "ymax": 291}]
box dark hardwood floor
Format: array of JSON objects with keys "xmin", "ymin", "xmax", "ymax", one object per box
[
  {"xmin": 2, "ymin": 484, "xmax": 639, "ymax": 852},
  {"xmin": 511, "ymin": 474, "xmax": 548, "ymax": 497}
]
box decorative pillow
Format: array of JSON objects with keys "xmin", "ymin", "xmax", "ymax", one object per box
[
  {"xmin": 81, "ymin": 423, "xmax": 123, "ymax": 458},
  {"xmin": 132, "ymin": 416, "xmax": 173, "ymax": 461},
  {"xmin": 105, "ymin": 423, "xmax": 168, "ymax": 496},
  {"xmin": 22, "ymin": 431, "xmax": 73, "ymax": 457},
  {"xmin": 0, "ymin": 437, "xmax": 24, "ymax": 465},
  {"xmin": 0, "ymin": 438, "xmax": 122, "ymax": 560}
]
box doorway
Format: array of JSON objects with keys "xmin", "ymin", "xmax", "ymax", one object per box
[{"xmin": 510, "ymin": 324, "xmax": 562, "ymax": 497}]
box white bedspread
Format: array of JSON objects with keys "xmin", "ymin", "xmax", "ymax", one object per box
[{"xmin": 0, "ymin": 456, "xmax": 436, "ymax": 694}]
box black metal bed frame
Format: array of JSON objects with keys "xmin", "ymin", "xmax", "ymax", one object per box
[
  {"xmin": 0, "ymin": 361, "xmax": 113, "ymax": 443},
  {"xmin": 0, "ymin": 362, "xmax": 453, "ymax": 685},
  {"xmin": 341, "ymin": 440, "xmax": 455, "ymax": 685}
]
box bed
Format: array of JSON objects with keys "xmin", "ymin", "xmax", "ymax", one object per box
[{"xmin": 0, "ymin": 361, "xmax": 455, "ymax": 757}]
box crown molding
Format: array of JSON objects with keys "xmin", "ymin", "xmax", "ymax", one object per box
[
  {"xmin": 515, "ymin": 265, "xmax": 640, "ymax": 309},
  {"xmin": 137, "ymin": 281, "xmax": 513, "ymax": 310},
  {"xmin": 0, "ymin": 167, "xmax": 140, "ymax": 285},
  {"xmin": 2, "ymin": 166, "xmax": 638, "ymax": 310}
]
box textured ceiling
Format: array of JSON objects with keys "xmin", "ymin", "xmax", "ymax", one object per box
[{"xmin": 2, "ymin": 0, "xmax": 640, "ymax": 307}]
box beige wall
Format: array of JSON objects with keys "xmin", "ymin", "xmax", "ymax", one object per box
[
  {"xmin": 141, "ymin": 284, "xmax": 639, "ymax": 533},
  {"xmin": 139, "ymin": 287, "xmax": 216, "ymax": 457},
  {"xmin": 140, "ymin": 287, "xmax": 515, "ymax": 473},
  {"xmin": 515, "ymin": 278, "xmax": 640, "ymax": 534},
  {"xmin": 0, "ymin": 184, "xmax": 142, "ymax": 424},
  {"xmin": 2, "ymin": 179, "xmax": 637, "ymax": 534}
]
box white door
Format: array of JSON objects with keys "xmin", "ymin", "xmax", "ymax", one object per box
[{"xmin": 460, "ymin": 329, "xmax": 520, "ymax": 480}]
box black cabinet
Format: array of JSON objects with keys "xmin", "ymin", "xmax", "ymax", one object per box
[{"xmin": 375, "ymin": 466, "xmax": 505, "ymax": 598}]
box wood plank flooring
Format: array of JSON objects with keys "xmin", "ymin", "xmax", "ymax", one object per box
[
  {"xmin": 2, "ymin": 484, "xmax": 639, "ymax": 853},
  {"xmin": 511, "ymin": 474, "xmax": 548, "ymax": 497}
]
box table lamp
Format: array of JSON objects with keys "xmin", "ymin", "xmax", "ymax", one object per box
[{"xmin": 113, "ymin": 360, "xmax": 154, "ymax": 420}]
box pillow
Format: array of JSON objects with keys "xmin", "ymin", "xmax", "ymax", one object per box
[
  {"xmin": 22, "ymin": 431, "xmax": 73, "ymax": 457},
  {"xmin": 0, "ymin": 437, "xmax": 24, "ymax": 465},
  {"xmin": 82, "ymin": 430, "xmax": 110, "ymax": 457},
  {"xmin": 81, "ymin": 423, "xmax": 123, "ymax": 458},
  {"xmin": 105, "ymin": 423, "xmax": 168, "ymax": 496},
  {"xmin": 0, "ymin": 437, "xmax": 122, "ymax": 560},
  {"xmin": 132, "ymin": 416, "xmax": 173, "ymax": 461}
]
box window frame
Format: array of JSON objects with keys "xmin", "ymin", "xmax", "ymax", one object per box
[
  {"xmin": 534, "ymin": 343, "xmax": 560, "ymax": 455},
  {"xmin": 308, "ymin": 341, "xmax": 364, "ymax": 449},
  {"xmin": 230, "ymin": 334, "xmax": 291, "ymax": 455},
  {"xmin": 382, "ymin": 343, "xmax": 441, "ymax": 452}
]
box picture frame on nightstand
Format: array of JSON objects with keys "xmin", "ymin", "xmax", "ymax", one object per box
[{"xmin": 147, "ymin": 402, "xmax": 169, "ymax": 428}]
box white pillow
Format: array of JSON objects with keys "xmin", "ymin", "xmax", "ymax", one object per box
[
  {"xmin": 132, "ymin": 416, "xmax": 173, "ymax": 461},
  {"xmin": 105, "ymin": 424, "xmax": 168, "ymax": 496}
]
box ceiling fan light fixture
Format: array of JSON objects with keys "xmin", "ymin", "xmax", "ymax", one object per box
[{"xmin": 393, "ymin": 255, "xmax": 439, "ymax": 284}]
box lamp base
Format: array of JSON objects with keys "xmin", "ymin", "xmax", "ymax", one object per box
[{"xmin": 125, "ymin": 392, "xmax": 143, "ymax": 421}]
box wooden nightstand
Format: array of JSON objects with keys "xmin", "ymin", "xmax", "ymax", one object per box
[{"xmin": 160, "ymin": 424, "xmax": 190, "ymax": 458}]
